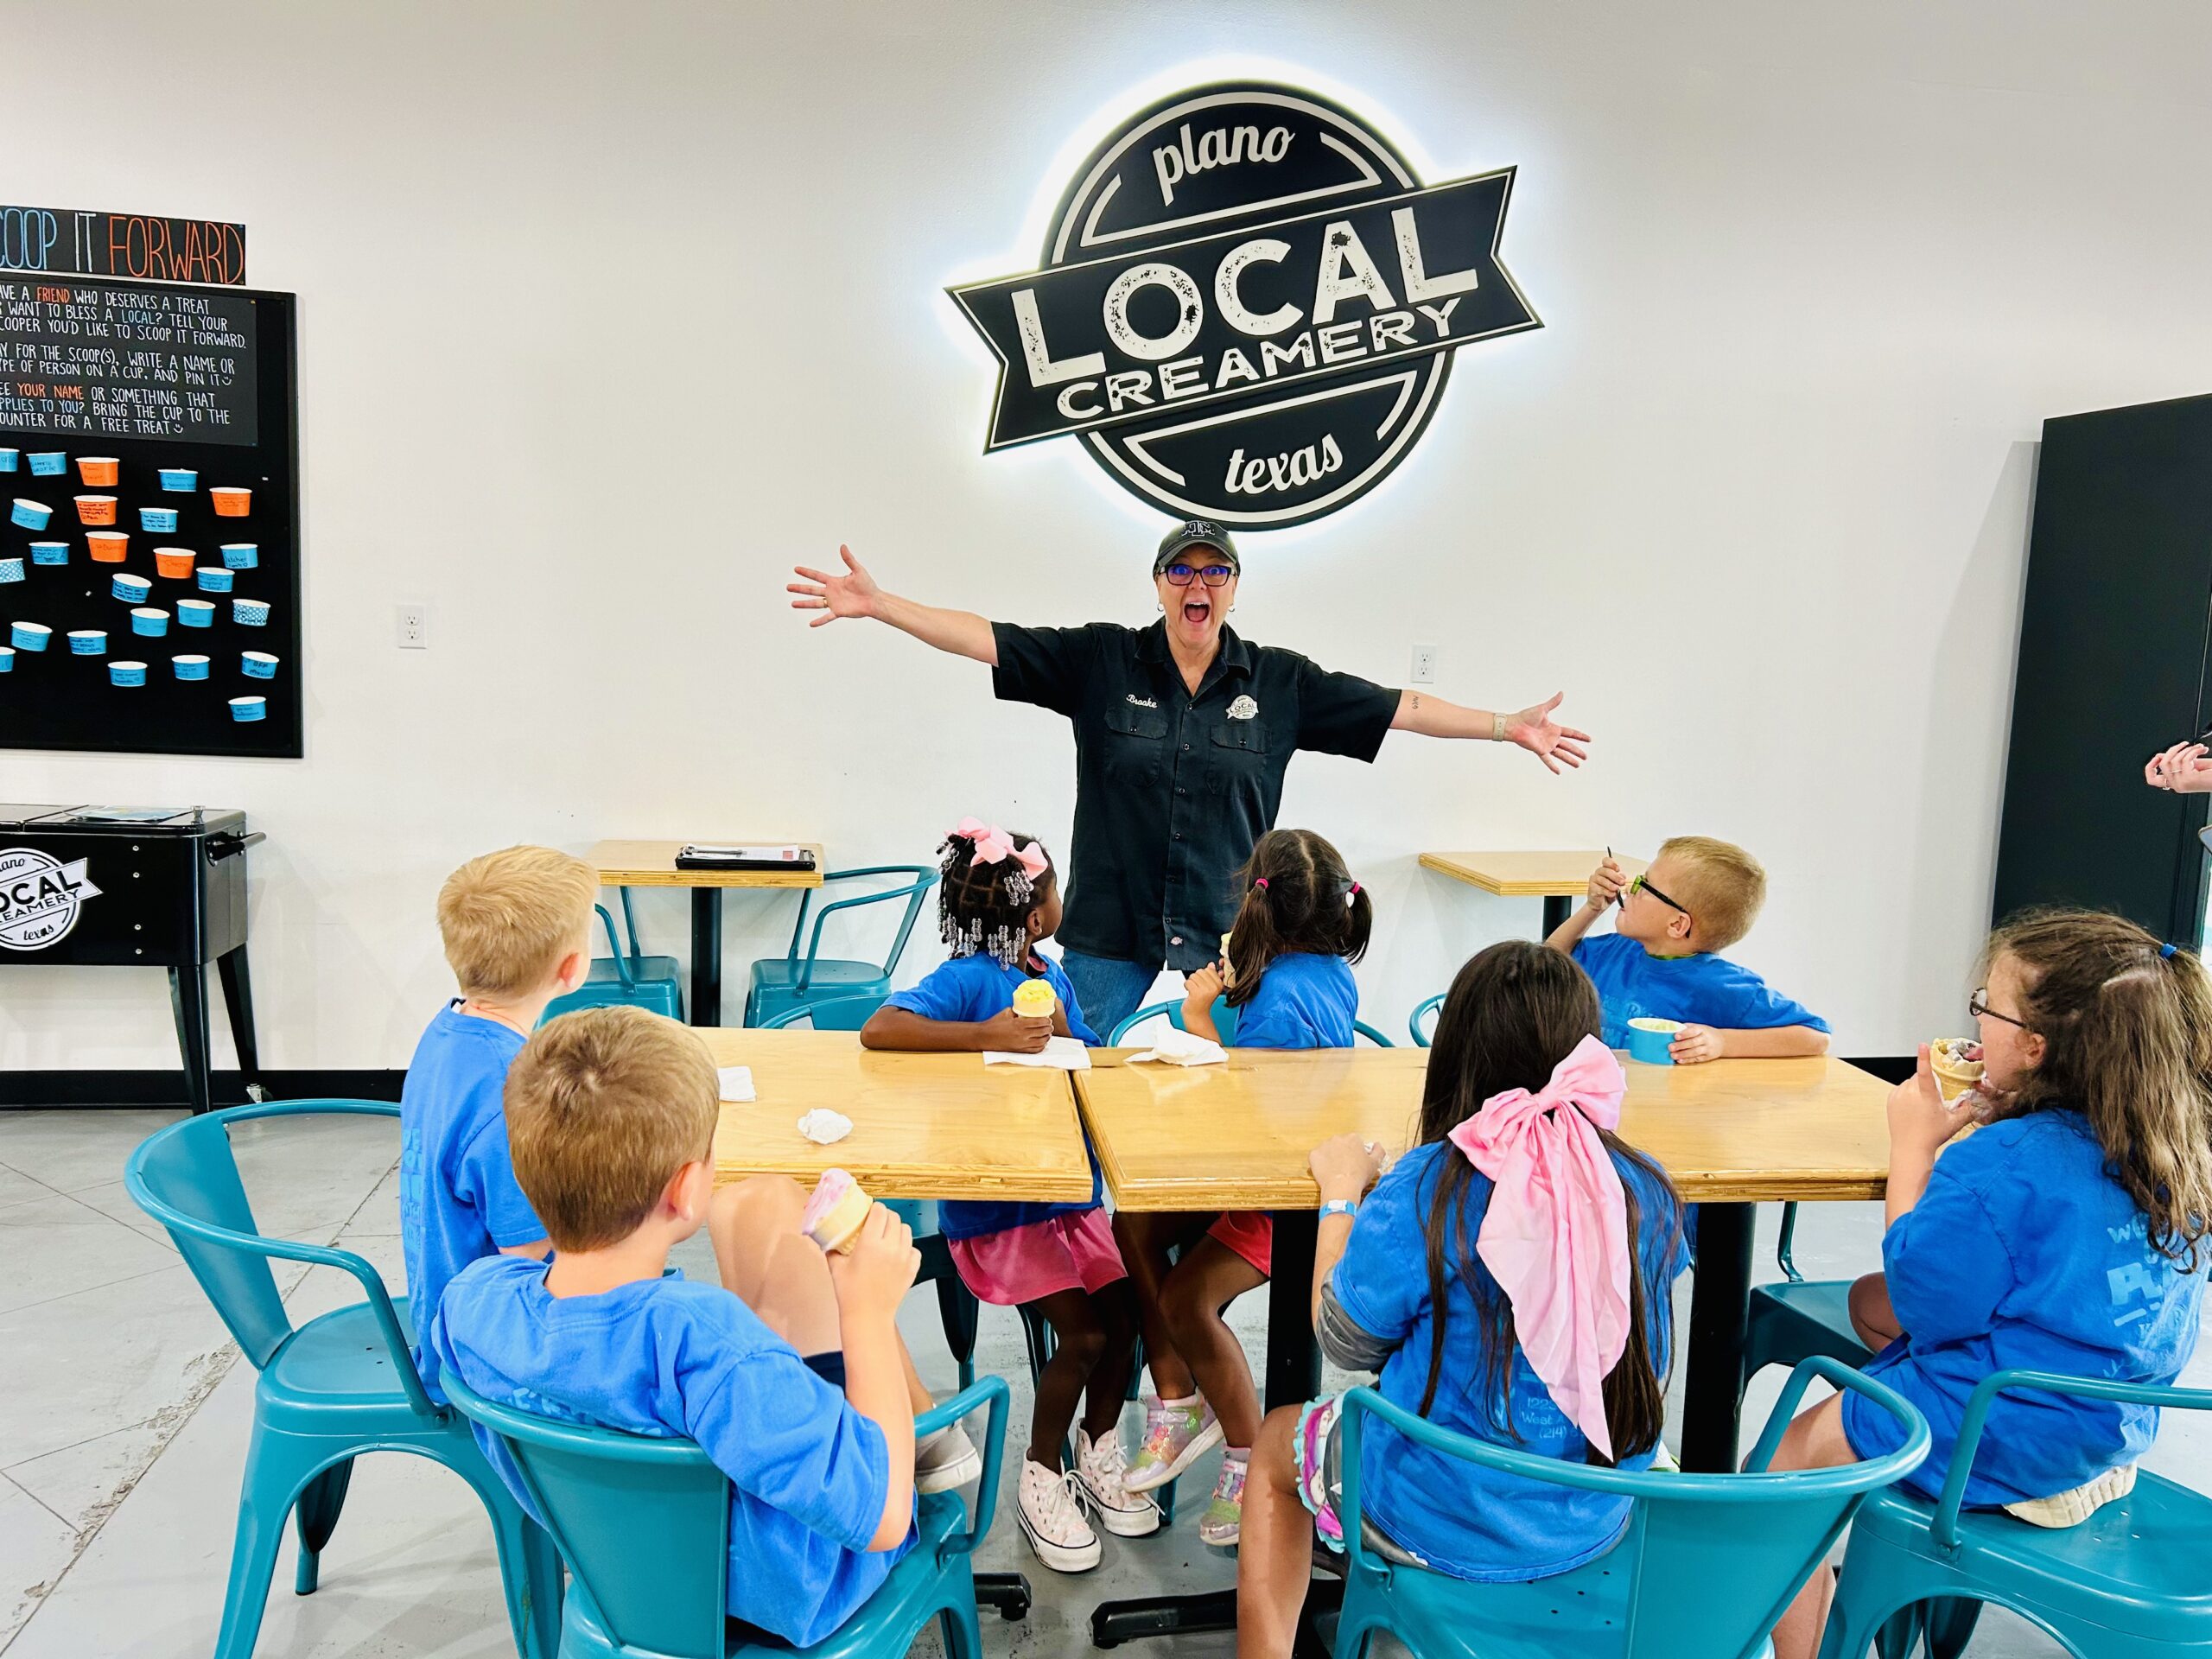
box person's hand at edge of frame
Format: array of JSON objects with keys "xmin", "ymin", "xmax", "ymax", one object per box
[
  {"xmin": 1507, "ymin": 692, "xmax": 1592, "ymax": 775},
  {"xmin": 789, "ymin": 545, "xmax": 880, "ymax": 626}
]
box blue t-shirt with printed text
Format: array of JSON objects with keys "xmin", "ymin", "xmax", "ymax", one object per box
[
  {"xmin": 398, "ymin": 1003, "xmax": 543, "ymax": 1398},
  {"xmin": 883, "ymin": 950, "xmax": 1103, "ymax": 1240},
  {"xmin": 1329, "ymin": 1139, "xmax": 1688, "ymax": 1581},
  {"xmin": 1841, "ymin": 1109, "xmax": 2208, "ymax": 1504},
  {"xmin": 1232, "ymin": 951, "xmax": 1357, "ymax": 1049},
  {"xmin": 1571, "ymin": 931, "xmax": 1827, "ymax": 1048},
  {"xmin": 427, "ymin": 1253, "xmax": 906, "ymax": 1648}
]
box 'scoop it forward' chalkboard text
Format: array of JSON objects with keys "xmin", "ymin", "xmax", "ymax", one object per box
[
  {"xmin": 0, "ymin": 279, "xmax": 258, "ymax": 446},
  {"xmin": 950, "ymin": 81, "xmax": 1540, "ymax": 529}
]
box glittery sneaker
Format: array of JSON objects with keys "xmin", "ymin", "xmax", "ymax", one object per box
[
  {"xmin": 1123, "ymin": 1395, "xmax": 1221, "ymax": 1494},
  {"xmin": 1198, "ymin": 1453, "xmax": 1248, "ymax": 1547},
  {"xmin": 1075, "ymin": 1426, "xmax": 1161, "ymax": 1536}
]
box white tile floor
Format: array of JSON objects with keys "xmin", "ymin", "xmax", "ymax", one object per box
[{"xmin": 3, "ymin": 1108, "xmax": 2203, "ymax": 1657}]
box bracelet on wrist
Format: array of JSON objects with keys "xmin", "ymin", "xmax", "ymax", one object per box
[{"xmin": 1319, "ymin": 1197, "xmax": 1360, "ymax": 1222}]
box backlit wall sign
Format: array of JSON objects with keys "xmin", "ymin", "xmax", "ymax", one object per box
[{"xmin": 950, "ymin": 80, "xmax": 1540, "ymax": 528}]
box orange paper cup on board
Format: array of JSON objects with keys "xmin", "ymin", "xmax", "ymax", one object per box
[
  {"xmin": 75, "ymin": 494, "xmax": 118, "ymax": 525},
  {"xmin": 86, "ymin": 531, "xmax": 130, "ymax": 563},
  {"xmin": 76, "ymin": 456, "xmax": 119, "ymax": 486},
  {"xmin": 154, "ymin": 546, "xmax": 194, "ymax": 579},
  {"xmin": 210, "ymin": 486, "xmax": 251, "ymax": 518}
]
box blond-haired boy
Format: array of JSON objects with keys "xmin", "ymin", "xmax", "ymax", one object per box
[
  {"xmin": 428, "ymin": 1007, "xmax": 926, "ymax": 1647},
  {"xmin": 1544, "ymin": 835, "xmax": 1829, "ymax": 1063}
]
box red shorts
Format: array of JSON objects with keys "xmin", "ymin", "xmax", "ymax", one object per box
[
  {"xmin": 948, "ymin": 1208, "xmax": 1128, "ymax": 1306},
  {"xmin": 1207, "ymin": 1211, "xmax": 1274, "ymax": 1278}
]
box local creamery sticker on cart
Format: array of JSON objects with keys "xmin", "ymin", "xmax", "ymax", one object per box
[
  {"xmin": 949, "ymin": 79, "xmax": 1541, "ymax": 529},
  {"xmin": 0, "ymin": 846, "xmax": 103, "ymax": 950}
]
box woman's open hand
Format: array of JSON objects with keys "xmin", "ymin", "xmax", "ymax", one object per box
[
  {"xmin": 1506, "ymin": 693, "xmax": 1591, "ymax": 775},
  {"xmin": 790, "ymin": 545, "xmax": 880, "ymax": 626}
]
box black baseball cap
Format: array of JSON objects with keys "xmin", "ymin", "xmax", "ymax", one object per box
[{"xmin": 1154, "ymin": 519, "xmax": 1240, "ymax": 575}]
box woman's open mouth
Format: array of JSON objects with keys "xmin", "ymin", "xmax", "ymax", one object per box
[{"xmin": 1181, "ymin": 599, "xmax": 1211, "ymax": 626}]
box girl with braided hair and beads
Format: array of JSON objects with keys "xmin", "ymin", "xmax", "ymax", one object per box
[{"xmin": 861, "ymin": 819, "xmax": 1155, "ymax": 1573}]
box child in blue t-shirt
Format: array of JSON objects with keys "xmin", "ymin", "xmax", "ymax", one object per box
[
  {"xmin": 1120, "ymin": 828, "xmax": 1371, "ymax": 1548},
  {"xmin": 1545, "ymin": 835, "xmax": 1828, "ymax": 1061},
  {"xmin": 400, "ymin": 845, "xmax": 599, "ymax": 1397},
  {"xmin": 428, "ymin": 1007, "xmax": 932, "ymax": 1649},
  {"xmin": 861, "ymin": 820, "xmax": 1153, "ymax": 1573},
  {"xmin": 1236, "ymin": 941, "xmax": 1688, "ymax": 1653},
  {"xmin": 1763, "ymin": 910, "xmax": 2212, "ymax": 1659}
]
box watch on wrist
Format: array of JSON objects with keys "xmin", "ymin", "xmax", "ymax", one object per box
[{"xmin": 1492, "ymin": 711, "xmax": 1509, "ymax": 741}]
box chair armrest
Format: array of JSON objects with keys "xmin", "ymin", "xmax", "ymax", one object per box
[
  {"xmin": 795, "ymin": 876, "xmax": 937, "ymax": 993},
  {"xmin": 918, "ymin": 1374, "xmax": 1012, "ymax": 1560},
  {"xmin": 1739, "ymin": 1356, "xmax": 1926, "ymax": 1474}
]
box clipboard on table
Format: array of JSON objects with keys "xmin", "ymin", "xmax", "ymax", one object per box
[{"xmin": 674, "ymin": 844, "xmax": 818, "ymax": 873}]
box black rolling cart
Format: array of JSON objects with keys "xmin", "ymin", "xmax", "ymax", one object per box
[{"xmin": 0, "ymin": 804, "xmax": 262, "ymax": 1114}]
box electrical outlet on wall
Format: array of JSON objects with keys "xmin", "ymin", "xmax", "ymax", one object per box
[
  {"xmin": 1410, "ymin": 642, "xmax": 1438, "ymax": 684},
  {"xmin": 397, "ymin": 603, "xmax": 429, "ymax": 649}
]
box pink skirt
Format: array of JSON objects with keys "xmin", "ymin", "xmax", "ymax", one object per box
[{"xmin": 947, "ymin": 1208, "xmax": 1128, "ymax": 1306}]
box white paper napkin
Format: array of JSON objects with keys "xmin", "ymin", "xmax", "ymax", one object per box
[
  {"xmin": 716, "ymin": 1065, "xmax": 755, "ymax": 1102},
  {"xmin": 1128, "ymin": 1027, "xmax": 1228, "ymax": 1066},
  {"xmin": 984, "ymin": 1035, "xmax": 1093, "ymax": 1071},
  {"xmin": 796, "ymin": 1109, "xmax": 852, "ymax": 1145}
]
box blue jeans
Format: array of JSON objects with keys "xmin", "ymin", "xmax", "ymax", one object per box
[{"xmin": 1059, "ymin": 950, "xmax": 1164, "ymax": 1045}]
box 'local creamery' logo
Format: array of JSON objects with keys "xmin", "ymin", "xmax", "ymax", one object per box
[
  {"xmin": 0, "ymin": 847, "xmax": 102, "ymax": 950},
  {"xmin": 950, "ymin": 81, "xmax": 1540, "ymax": 528}
]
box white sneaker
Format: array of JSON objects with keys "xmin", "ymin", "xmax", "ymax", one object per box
[
  {"xmin": 1075, "ymin": 1427, "xmax": 1161, "ymax": 1537},
  {"xmin": 1017, "ymin": 1459, "xmax": 1103, "ymax": 1573},
  {"xmin": 915, "ymin": 1423, "xmax": 981, "ymax": 1494}
]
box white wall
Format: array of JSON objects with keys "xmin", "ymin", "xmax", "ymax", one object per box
[{"xmin": 6, "ymin": 0, "xmax": 2210, "ymax": 1071}]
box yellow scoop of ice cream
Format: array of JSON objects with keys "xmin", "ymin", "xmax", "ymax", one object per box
[{"xmin": 1012, "ymin": 978, "xmax": 1057, "ymax": 1020}]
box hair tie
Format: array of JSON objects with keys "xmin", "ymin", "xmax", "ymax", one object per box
[
  {"xmin": 1253, "ymin": 877, "xmax": 1269, "ymax": 890},
  {"xmin": 2162, "ymin": 942, "xmax": 2179, "ymax": 959},
  {"xmin": 1350, "ymin": 881, "xmax": 1362, "ymax": 897}
]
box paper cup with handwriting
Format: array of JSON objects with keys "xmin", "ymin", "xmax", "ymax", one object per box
[
  {"xmin": 28, "ymin": 452, "xmax": 66, "ymax": 477},
  {"xmin": 75, "ymin": 456, "xmax": 118, "ymax": 486},
  {"xmin": 29, "ymin": 542, "xmax": 67, "ymax": 566},
  {"xmin": 232, "ymin": 597, "xmax": 270, "ymax": 627},
  {"xmin": 86, "ymin": 531, "xmax": 128, "ymax": 563},
  {"xmin": 229, "ymin": 696, "xmax": 266, "ymax": 722},
  {"xmin": 159, "ymin": 467, "xmax": 198, "ymax": 493},
  {"xmin": 74, "ymin": 495, "xmax": 117, "ymax": 526},
  {"xmin": 210, "ymin": 486, "xmax": 251, "ymax": 518},
  {"xmin": 131, "ymin": 607, "xmax": 169, "ymax": 637},
  {"xmin": 241, "ymin": 650, "xmax": 277, "ymax": 680},
  {"xmin": 176, "ymin": 599, "xmax": 215, "ymax": 628},
  {"xmin": 0, "ymin": 448, "xmax": 16, "ymax": 473},
  {"xmin": 139, "ymin": 505, "xmax": 178, "ymax": 533},
  {"xmin": 219, "ymin": 543, "xmax": 257, "ymax": 570},
  {"xmin": 0, "ymin": 647, "xmax": 12, "ymax": 672},
  {"xmin": 111, "ymin": 572, "xmax": 152, "ymax": 603},
  {"xmin": 109, "ymin": 660, "xmax": 147, "ymax": 687},
  {"xmin": 172, "ymin": 653, "xmax": 209, "ymax": 681},
  {"xmin": 68, "ymin": 629, "xmax": 106, "ymax": 657},
  {"xmin": 11, "ymin": 499, "xmax": 52, "ymax": 530},
  {"xmin": 0, "ymin": 557, "xmax": 22, "ymax": 585},
  {"xmin": 12, "ymin": 621, "xmax": 51, "ymax": 652},
  {"xmin": 195, "ymin": 566, "xmax": 234, "ymax": 594},
  {"xmin": 155, "ymin": 547, "xmax": 194, "ymax": 579},
  {"xmin": 1625, "ymin": 1017, "xmax": 1681, "ymax": 1065}
]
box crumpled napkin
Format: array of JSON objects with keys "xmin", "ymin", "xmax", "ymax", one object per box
[
  {"xmin": 796, "ymin": 1109, "xmax": 852, "ymax": 1146},
  {"xmin": 1128, "ymin": 1027, "xmax": 1228, "ymax": 1066},
  {"xmin": 984, "ymin": 1035, "xmax": 1093, "ymax": 1070}
]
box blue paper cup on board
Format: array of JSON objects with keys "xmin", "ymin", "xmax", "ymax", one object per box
[
  {"xmin": 11, "ymin": 498, "xmax": 52, "ymax": 530},
  {"xmin": 219, "ymin": 543, "xmax": 258, "ymax": 570},
  {"xmin": 176, "ymin": 598, "xmax": 215, "ymax": 628},
  {"xmin": 241, "ymin": 650, "xmax": 277, "ymax": 680},
  {"xmin": 139, "ymin": 505, "xmax": 179, "ymax": 533},
  {"xmin": 68, "ymin": 629, "xmax": 106, "ymax": 657},
  {"xmin": 12, "ymin": 620, "xmax": 51, "ymax": 652},
  {"xmin": 195, "ymin": 565, "xmax": 233, "ymax": 594},
  {"xmin": 131, "ymin": 607, "xmax": 169, "ymax": 637},
  {"xmin": 109, "ymin": 659, "xmax": 147, "ymax": 687},
  {"xmin": 29, "ymin": 541, "xmax": 67, "ymax": 566},
  {"xmin": 0, "ymin": 448, "xmax": 17, "ymax": 473},
  {"xmin": 232, "ymin": 597, "xmax": 269, "ymax": 627},
  {"xmin": 172, "ymin": 653, "xmax": 210, "ymax": 681},
  {"xmin": 29, "ymin": 452, "xmax": 66, "ymax": 477},
  {"xmin": 229, "ymin": 695, "xmax": 266, "ymax": 722},
  {"xmin": 112, "ymin": 572, "xmax": 152, "ymax": 603},
  {"xmin": 159, "ymin": 467, "xmax": 198, "ymax": 493},
  {"xmin": 0, "ymin": 646, "xmax": 12, "ymax": 672},
  {"xmin": 1625, "ymin": 1018, "xmax": 1681, "ymax": 1065},
  {"xmin": 0, "ymin": 557, "xmax": 22, "ymax": 585}
]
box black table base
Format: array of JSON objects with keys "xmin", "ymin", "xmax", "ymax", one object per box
[
  {"xmin": 690, "ymin": 889, "xmax": 722, "ymax": 1028},
  {"xmin": 1681, "ymin": 1200, "xmax": 1756, "ymax": 1471},
  {"xmin": 1541, "ymin": 893, "xmax": 1573, "ymax": 936}
]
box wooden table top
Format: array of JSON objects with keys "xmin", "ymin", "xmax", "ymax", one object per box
[
  {"xmin": 702, "ymin": 1029, "xmax": 1095, "ymax": 1201},
  {"xmin": 1076, "ymin": 1048, "xmax": 1890, "ymax": 1211},
  {"xmin": 1419, "ymin": 849, "xmax": 1648, "ymax": 897},
  {"xmin": 587, "ymin": 839, "xmax": 826, "ymax": 889}
]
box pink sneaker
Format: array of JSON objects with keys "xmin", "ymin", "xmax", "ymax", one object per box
[{"xmin": 1123, "ymin": 1395, "xmax": 1221, "ymax": 1494}]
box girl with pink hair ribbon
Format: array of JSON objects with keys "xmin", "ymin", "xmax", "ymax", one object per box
[{"xmin": 1232, "ymin": 941, "xmax": 1690, "ymax": 1659}]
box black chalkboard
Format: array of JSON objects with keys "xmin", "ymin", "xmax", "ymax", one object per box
[{"xmin": 0, "ymin": 277, "xmax": 298, "ymax": 759}]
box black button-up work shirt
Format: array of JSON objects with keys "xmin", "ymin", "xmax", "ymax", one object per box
[{"xmin": 991, "ymin": 620, "xmax": 1399, "ymax": 972}]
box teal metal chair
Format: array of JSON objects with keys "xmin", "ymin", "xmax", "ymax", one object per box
[
  {"xmin": 1821, "ymin": 1370, "xmax": 2212, "ymax": 1659},
  {"xmin": 1108, "ymin": 1000, "xmax": 1394, "ymax": 1047},
  {"xmin": 1331, "ymin": 1357, "xmax": 1931, "ymax": 1659},
  {"xmin": 442, "ymin": 1366, "xmax": 1024, "ymax": 1658},
  {"xmin": 1408, "ymin": 992, "xmax": 1446, "ymax": 1047},
  {"xmin": 124, "ymin": 1100, "xmax": 561, "ymax": 1659},
  {"xmin": 759, "ymin": 994, "xmax": 977, "ymax": 1389},
  {"xmin": 542, "ymin": 897, "xmax": 683, "ymax": 1025},
  {"xmin": 1743, "ymin": 1204, "xmax": 1872, "ymax": 1384},
  {"xmin": 745, "ymin": 866, "xmax": 938, "ymax": 1029}
]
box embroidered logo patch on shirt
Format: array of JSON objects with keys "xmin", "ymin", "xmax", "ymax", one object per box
[{"xmin": 1228, "ymin": 695, "xmax": 1259, "ymax": 721}]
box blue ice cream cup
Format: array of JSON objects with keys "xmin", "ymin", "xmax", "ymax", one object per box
[
  {"xmin": 219, "ymin": 543, "xmax": 258, "ymax": 570},
  {"xmin": 131, "ymin": 607, "xmax": 170, "ymax": 637},
  {"xmin": 229, "ymin": 696, "xmax": 266, "ymax": 722},
  {"xmin": 0, "ymin": 448, "xmax": 17, "ymax": 473},
  {"xmin": 195, "ymin": 566, "xmax": 234, "ymax": 594},
  {"xmin": 159, "ymin": 467, "xmax": 198, "ymax": 492},
  {"xmin": 176, "ymin": 599, "xmax": 215, "ymax": 628},
  {"xmin": 68, "ymin": 629, "xmax": 106, "ymax": 657},
  {"xmin": 0, "ymin": 557, "xmax": 22, "ymax": 585},
  {"xmin": 29, "ymin": 452, "xmax": 67, "ymax": 477},
  {"xmin": 241, "ymin": 650, "xmax": 277, "ymax": 680},
  {"xmin": 0, "ymin": 646, "xmax": 12, "ymax": 672},
  {"xmin": 1625, "ymin": 1018, "xmax": 1681, "ymax": 1065},
  {"xmin": 11, "ymin": 621, "xmax": 51, "ymax": 652},
  {"xmin": 232, "ymin": 597, "xmax": 270, "ymax": 626},
  {"xmin": 172, "ymin": 653, "xmax": 210, "ymax": 680},
  {"xmin": 112, "ymin": 572, "xmax": 152, "ymax": 603},
  {"xmin": 11, "ymin": 499, "xmax": 53, "ymax": 530},
  {"xmin": 109, "ymin": 660, "xmax": 147, "ymax": 687},
  {"xmin": 29, "ymin": 541, "xmax": 67, "ymax": 565},
  {"xmin": 139, "ymin": 505, "xmax": 179, "ymax": 533}
]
